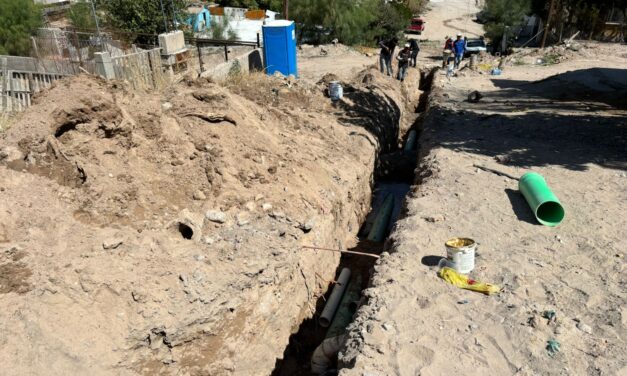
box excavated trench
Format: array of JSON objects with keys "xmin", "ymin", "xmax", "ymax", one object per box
[{"xmin": 271, "ymin": 68, "xmax": 436, "ymax": 376}]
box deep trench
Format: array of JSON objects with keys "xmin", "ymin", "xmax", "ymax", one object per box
[{"xmin": 271, "ymin": 69, "xmax": 436, "ymax": 376}]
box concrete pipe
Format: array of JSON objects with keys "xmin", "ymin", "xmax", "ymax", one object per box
[
  {"xmin": 367, "ymin": 194, "xmax": 395, "ymax": 242},
  {"xmin": 319, "ymin": 268, "xmax": 351, "ymax": 328},
  {"xmin": 310, "ymin": 335, "xmax": 346, "ymax": 374}
]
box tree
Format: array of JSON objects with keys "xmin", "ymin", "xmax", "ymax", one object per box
[
  {"xmin": 68, "ymin": 0, "xmax": 97, "ymax": 31},
  {"xmin": 0, "ymin": 0, "xmax": 43, "ymax": 56},
  {"xmin": 290, "ymin": 0, "xmax": 411, "ymax": 46},
  {"xmin": 482, "ymin": 0, "xmax": 531, "ymax": 48},
  {"xmin": 100, "ymin": 0, "xmax": 187, "ymax": 35},
  {"xmin": 217, "ymin": 0, "xmax": 283, "ymax": 11}
]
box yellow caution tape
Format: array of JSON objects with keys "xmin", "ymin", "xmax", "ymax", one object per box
[{"xmin": 438, "ymin": 267, "xmax": 501, "ymax": 295}]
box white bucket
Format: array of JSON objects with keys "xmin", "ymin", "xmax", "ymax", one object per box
[
  {"xmin": 329, "ymin": 81, "xmax": 343, "ymax": 101},
  {"xmin": 443, "ymin": 238, "xmax": 476, "ymax": 274}
]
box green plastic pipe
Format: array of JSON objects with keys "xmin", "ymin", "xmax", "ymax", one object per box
[
  {"xmin": 518, "ymin": 172, "xmax": 565, "ymax": 226},
  {"xmin": 404, "ymin": 130, "xmax": 417, "ymax": 151},
  {"xmin": 367, "ymin": 194, "xmax": 395, "ymax": 242}
]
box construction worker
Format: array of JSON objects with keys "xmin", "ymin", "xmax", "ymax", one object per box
[
  {"xmin": 409, "ymin": 38, "xmax": 420, "ymax": 67},
  {"xmin": 379, "ymin": 37, "xmax": 398, "ymax": 77},
  {"xmin": 453, "ymin": 33, "xmax": 466, "ymax": 68},
  {"xmin": 396, "ymin": 43, "xmax": 411, "ymax": 82},
  {"xmin": 442, "ymin": 36, "xmax": 453, "ymax": 68}
]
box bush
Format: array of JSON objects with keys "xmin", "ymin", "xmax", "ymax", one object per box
[
  {"xmin": 0, "ymin": 0, "xmax": 43, "ymax": 56},
  {"xmin": 483, "ymin": 0, "xmax": 531, "ymax": 49},
  {"xmin": 292, "ymin": 0, "xmax": 412, "ymax": 46}
]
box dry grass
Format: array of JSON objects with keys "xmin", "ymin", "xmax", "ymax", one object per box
[{"xmin": 0, "ymin": 112, "xmax": 13, "ymax": 134}]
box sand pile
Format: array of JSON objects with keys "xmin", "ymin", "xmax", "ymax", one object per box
[{"xmin": 0, "ymin": 69, "xmax": 405, "ymax": 375}]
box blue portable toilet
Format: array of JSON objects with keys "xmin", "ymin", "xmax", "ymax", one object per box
[{"xmin": 262, "ymin": 20, "xmax": 297, "ymax": 77}]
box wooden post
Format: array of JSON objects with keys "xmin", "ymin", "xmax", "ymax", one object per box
[
  {"xmin": 197, "ymin": 43, "xmax": 204, "ymax": 72},
  {"xmin": 541, "ymin": 0, "xmax": 556, "ymax": 49},
  {"xmin": 283, "ymin": 0, "xmax": 289, "ymax": 20},
  {"xmin": 224, "ymin": 45, "xmax": 228, "ymax": 62}
]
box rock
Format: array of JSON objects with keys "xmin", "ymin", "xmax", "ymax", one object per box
[
  {"xmin": 576, "ymin": 321, "xmax": 592, "ymax": 334},
  {"xmin": 0, "ymin": 146, "xmax": 23, "ymax": 162},
  {"xmin": 255, "ymin": 194, "xmax": 264, "ymax": 201},
  {"xmin": 204, "ymin": 236, "xmax": 215, "ymax": 245},
  {"xmin": 162, "ymin": 102, "xmax": 173, "ymax": 111},
  {"xmin": 424, "ymin": 214, "xmax": 445, "ymax": 222},
  {"xmin": 193, "ymin": 190, "xmax": 206, "ymax": 200},
  {"xmin": 262, "ymin": 203, "xmax": 273, "ymax": 211},
  {"xmin": 382, "ymin": 322, "xmax": 394, "ymax": 331},
  {"xmin": 103, "ymin": 239, "xmax": 123, "ymax": 250},
  {"xmin": 171, "ymin": 159, "xmax": 185, "ymax": 166},
  {"xmin": 244, "ymin": 201, "xmax": 256, "ymax": 211},
  {"xmin": 270, "ymin": 211, "xmax": 286, "ymax": 219},
  {"xmin": 299, "ymin": 218, "xmax": 315, "ymax": 233},
  {"xmin": 194, "ymin": 254, "xmax": 206, "ymax": 262},
  {"xmin": 206, "ymin": 210, "xmax": 226, "ymax": 223},
  {"xmin": 236, "ymin": 212, "xmax": 250, "ymax": 226},
  {"xmin": 528, "ymin": 316, "xmax": 539, "ymax": 328}
]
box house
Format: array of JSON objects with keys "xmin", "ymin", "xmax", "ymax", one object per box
[
  {"xmin": 186, "ymin": 5, "xmax": 211, "ymax": 33},
  {"xmin": 205, "ymin": 6, "xmax": 278, "ymax": 42}
]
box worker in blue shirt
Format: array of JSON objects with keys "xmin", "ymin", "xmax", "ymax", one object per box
[{"xmin": 453, "ymin": 33, "xmax": 465, "ymax": 68}]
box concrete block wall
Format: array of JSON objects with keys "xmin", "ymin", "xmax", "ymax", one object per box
[{"xmin": 159, "ymin": 31, "xmax": 186, "ymax": 55}]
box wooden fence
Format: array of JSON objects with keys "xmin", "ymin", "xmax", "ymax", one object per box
[
  {"xmin": 111, "ymin": 48, "xmax": 166, "ymax": 91},
  {"xmin": 1, "ymin": 59, "xmax": 70, "ymax": 112}
]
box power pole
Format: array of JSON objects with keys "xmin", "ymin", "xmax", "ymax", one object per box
[
  {"xmin": 90, "ymin": 0, "xmax": 101, "ymax": 36},
  {"xmin": 540, "ymin": 0, "xmax": 556, "ymax": 48},
  {"xmin": 283, "ymin": 0, "xmax": 289, "ymax": 20},
  {"xmin": 170, "ymin": 0, "xmax": 177, "ymax": 30},
  {"xmin": 159, "ymin": 0, "xmax": 169, "ymax": 32}
]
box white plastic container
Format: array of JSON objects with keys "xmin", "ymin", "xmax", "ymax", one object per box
[
  {"xmin": 329, "ymin": 81, "xmax": 343, "ymax": 101},
  {"xmin": 443, "ymin": 238, "xmax": 476, "ymax": 274}
]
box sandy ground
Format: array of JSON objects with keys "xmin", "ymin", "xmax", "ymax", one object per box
[
  {"xmin": 298, "ymin": 44, "xmax": 374, "ymax": 83},
  {"xmin": 419, "ymin": 0, "xmax": 484, "ymax": 41},
  {"xmin": 0, "ymin": 43, "xmax": 417, "ymax": 374},
  {"xmin": 338, "ymin": 42, "xmax": 627, "ymax": 376}
]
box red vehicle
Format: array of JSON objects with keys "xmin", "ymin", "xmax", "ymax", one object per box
[{"xmin": 406, "ymin": 18, "xmax": 425, "ymax": 34}]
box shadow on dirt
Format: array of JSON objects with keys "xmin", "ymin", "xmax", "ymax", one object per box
[
  {"xmin": 423, "ymin": 68, "xmax": 627, "ymax": 172},
  {"xmin": 490, "ymin": 68, "xmax": 627, "ymax": 109},
  {"xmin": 337, "ymin": 89, "xmax": 401, "ymax": 153}
]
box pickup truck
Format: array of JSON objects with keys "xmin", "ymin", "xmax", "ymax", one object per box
[
  {"xmin": 406, "ymin": 18, "xmax": 425, "ymax": 34},
  {"xmin": 464, "ymin": 38, "xmax": 487, "ymax": 56}
]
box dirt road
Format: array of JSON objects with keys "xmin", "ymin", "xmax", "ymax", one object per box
[
  {"xmin": 339, "ymin": 42, "xmax": 627, "ymax": 376},
  {"xmin": 420, "ymin": 0, "xmax": 484, "ymax": 41}
]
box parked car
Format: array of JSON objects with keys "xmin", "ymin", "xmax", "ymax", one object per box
[
  {"xmin": 464, "ymin": 38, "xmax": 487, "ymax": 56},
  {"xmin": 406, "ymin": 18, "xmax": 425, "ymax": 34}
]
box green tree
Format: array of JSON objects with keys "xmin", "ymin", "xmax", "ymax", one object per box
[
  {"xmin": 291, "ymin": 0, "xmax": 411, "ymax": 46},
  {"xmin": 217, "ymin": 0, "xmax": 283, "ymax": 10},
  {"xmin": 0, "ymin": 0, "xmax": 43, "ymax": 56},
  {"xmin": 482, "ymin": 0, "xmax": 531, "ymax": 47},
  {"xmin": 68, "ymin": 0, "xmax": 97, "ymax": 31},
  {"xmin": 100, "ymin": 0, "xmax": 187, "ymax": 35}
]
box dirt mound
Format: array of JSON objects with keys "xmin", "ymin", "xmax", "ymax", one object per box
[{"xmin": 0, "ymin": 67, "xmax": 408, "ymax": 375}]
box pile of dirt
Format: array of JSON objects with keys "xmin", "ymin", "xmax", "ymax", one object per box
[{"xmin": 0, "ymin": 67, "xmax": 409, "ymax": 375}]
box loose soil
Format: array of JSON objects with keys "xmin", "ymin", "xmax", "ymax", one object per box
[
  {"xmin": 0, "ymin": 45, "xmax": 417, "ymax": 375},
  {"xmin": 339, "ymin": 42, "xmax": 627, "ymax": 376}
]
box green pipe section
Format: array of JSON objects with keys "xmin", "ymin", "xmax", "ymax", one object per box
[
  {"xmin": 367, "ymin": 194, "xmax": 395, "ymax": 242},
  {"xmin": 404, "ymin": 130, "xmax": 417, "ymax": 151},
  {"xmin": 518, "ymin": 172, "xmax": 565, "ymax": 227},
  {"xmin": 326, "ymin": 274, "xmax": 362, "ymax": 339}
]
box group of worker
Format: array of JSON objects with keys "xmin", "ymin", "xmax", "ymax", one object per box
[
  {"xmin": 378, "ymin": 32, "xmax": 470, "ymax": 80},
  {"xmin": 443, "ymin": 33, "xmax": 467, "ymax": 69},
  {"xmin": 378, "ymin": 37, "xmax": 420, "ymax": 82}
]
